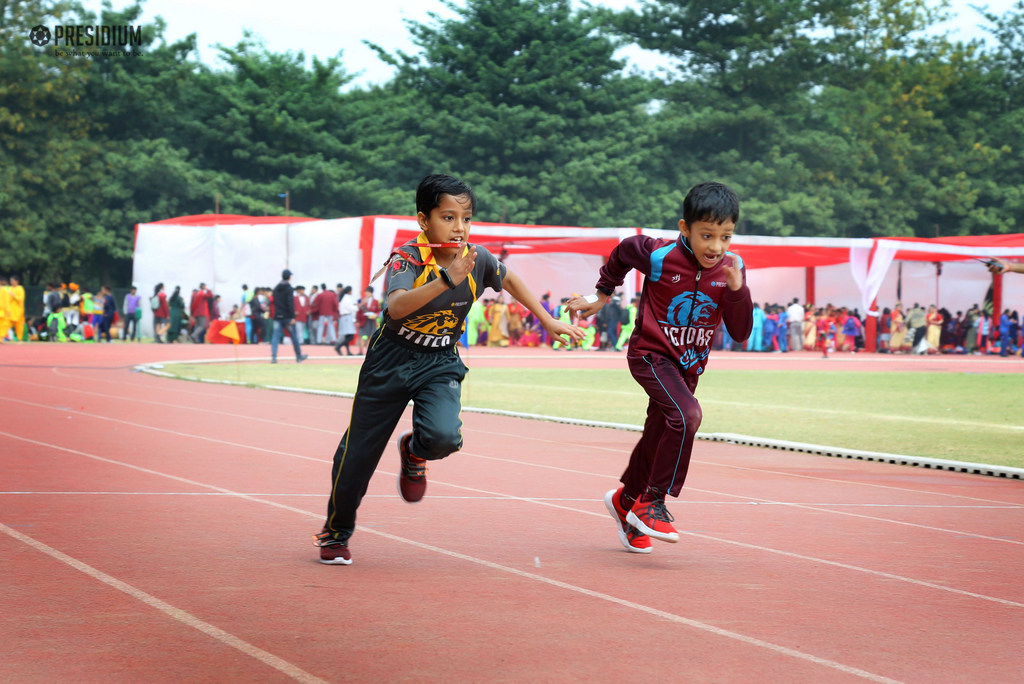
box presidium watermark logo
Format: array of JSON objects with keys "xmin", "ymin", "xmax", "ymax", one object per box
[{"xmin": 29, "ymin": 24, "xmax": 143, "ymax": 57}]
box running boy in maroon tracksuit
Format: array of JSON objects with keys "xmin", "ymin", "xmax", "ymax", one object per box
[{"xmin": 569, "ymin": 181, "xmax": 753, "ymax": 553}]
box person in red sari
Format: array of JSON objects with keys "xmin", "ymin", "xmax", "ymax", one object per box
[
  {"xmin": 354, "ymin": 286, "xmax": 381, "ymax": 355},
  {"xmin": 816, "ymin": 308, "xmax": 835, "ymax": 358},
  {"xmin": 152, "ymin": 282, "xmax": 170, "ymax": 343}
]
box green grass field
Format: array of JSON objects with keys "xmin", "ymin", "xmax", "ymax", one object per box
[{"xmin": 159, "ymin": 362, "xmax": 1024, "ymax": 469}]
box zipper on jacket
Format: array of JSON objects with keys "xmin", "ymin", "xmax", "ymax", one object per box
[{"xmin": 685, "ymin": 270, "xmax": 702, "ymax": 328}]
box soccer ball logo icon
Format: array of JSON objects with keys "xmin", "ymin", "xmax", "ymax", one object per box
[{"xmin": 29, "ymin": 25, "xmax": 51, "ymax": 46}]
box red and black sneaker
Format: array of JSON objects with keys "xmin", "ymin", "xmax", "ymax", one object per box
[
  {"xmin": 626, "ymin": 493, "xmax": 679, "ymax": 543},
  {"xmin": 397, "ymin": 430, "xmax": 427, "ymax": 503},
  {"xmin": 314, "ymin": 529, "xmax": 352, "ymax": 565},
  {"xmin": 604, "ymin": 488, "xmax": 652, "ymax": 554}
]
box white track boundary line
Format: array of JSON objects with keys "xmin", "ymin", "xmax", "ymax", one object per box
[
  {"xmin": 6, "ymin": 428, "xmax": 1022, "ymax": 610},
  {"xmin": 7, "ymin": 375, "xmax": 342, "ymax": 434},
  {"xmin": 6, "ymin": 393, "xmax": 1021, "ymax": 542},
  {"xmin": 0, "ymin": 432, "xmax": 901, "ymax": 684},
  {"xmin": 383, "ymin": 474, "xmax": 1024, "ymax": 609},
  {"xmin": 4, "ymin": 491, "xmax": 1019, "ymax": 509},
  {"xmin": 12, "ymin": 372, "xmax": 1022, "ymax": 506},
  {"xmin": 365, "ymin": 527, "xmax": 903, "ymax": 684},
  {"xmin": 132, "ymin": 363, "xmax": 1024, "ymax": 480},
  {"xmin": 0, "ymin": 395, "xmax": 325, "ymax": 463},
  {"xmin": 0, "ymin": 522, "xmax": 326, "ymax": 684},
  {"xmin": 464, "ymin": 452, "xmax": 1024, "ymax": 544},
  {"xmin": 5, "ymin": 390, "xmax": 1023, "ymax": 543},
  {"xmin": 6, "ymin": 389, "xmax": 1023, "ymax": 545}
]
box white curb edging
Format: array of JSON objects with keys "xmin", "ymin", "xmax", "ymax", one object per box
[{"xmin": 134, "ymin": 363, "xmax": 1023, "ymax": 480}]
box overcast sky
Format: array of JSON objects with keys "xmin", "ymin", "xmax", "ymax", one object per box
[{"xmin": 98, "ymin": 0, "xmax": 1016, "ymax": 89}]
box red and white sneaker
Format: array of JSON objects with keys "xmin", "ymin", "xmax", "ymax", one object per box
[
  {"xmin": 604, "ymin": 488, "xmax": 652, "ymax": 554},
  {"xmin": 314, "ymin": 529, "xmax": 352, "ymax": 565},
  {"xmin": 397, "ymin": 431, "xmax": 427, "ymax": 503},
  {"xmin": 626, "ymin": 494, "xmax": 679, "ymax": 543}
]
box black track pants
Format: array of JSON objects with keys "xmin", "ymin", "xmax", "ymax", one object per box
[{"xmin": 324, "ymin": 328, "xmax": 467, "ymax": 541}]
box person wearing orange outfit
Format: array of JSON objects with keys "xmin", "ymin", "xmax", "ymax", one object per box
[{"xmin": 6, "ymin": 275, "xmax": 25, "ymax": 341}]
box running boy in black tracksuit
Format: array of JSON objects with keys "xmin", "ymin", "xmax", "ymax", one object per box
[
  {"xmin": 316, "ymin": 174, "xmax": 583, "ymax": 565},
  {"xmin": 569, "ymin": 181, "xmax": 753, "ymax": 554}
]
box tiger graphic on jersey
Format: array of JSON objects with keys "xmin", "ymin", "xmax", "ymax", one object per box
[
  {"xmin": 405, "ymin": 310, "xmax": 460, "ymax": 336},
  {"xmin": 395, "ymin": 309, "xmax": 461, "ymax": 348}
]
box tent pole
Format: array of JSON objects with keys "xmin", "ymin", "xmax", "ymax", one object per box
[
  {"xmin": 866, "ymin": 298, "xmax": 878, "ymax": 353},
  {"xmin": 993, "ymin": 271, "xmax": 1003, "ymax": 329}
]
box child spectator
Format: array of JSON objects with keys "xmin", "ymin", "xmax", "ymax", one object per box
[
  {"xmin": 817, "ymin": 308, "xmax": 835, "ymax": 357},
  {"xmin": 315, "ymin": 174, "xmax": 583, "ymax": 565},
  {"xmin": 763, "ymin": 306, "xmax": 778, "ymax": 352},
  {"xmin": 568, "ymin": 181, "xmax": 752, "ymax": 553},
  {"xmin": 841, "ymin": 310, "xmax": 861, "ymax": 352}
]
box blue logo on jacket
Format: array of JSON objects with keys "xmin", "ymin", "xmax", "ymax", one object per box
[
  {"xmin": 680, "ymin": 347, "xmax": 709, "ymax": 373},
  {"xmin": 663, "ymin": 291, "xmax": 718, "ymax": 327}
]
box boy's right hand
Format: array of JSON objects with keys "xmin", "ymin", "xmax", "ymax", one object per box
[
  {"xmin": 566, "ymin": 293, "xmax": 605, "ymax": 321},
  {"xmin": 447, "ymin": 246, "xmax": 478, "ymax": 284}
]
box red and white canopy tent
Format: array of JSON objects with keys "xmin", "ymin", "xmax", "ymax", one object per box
[
  {"xmin": 133, "ymin": 215, "xmax": 1024, "ymax": 349},
  {"xmin": 711, "ymin": 232, "xmax": 1024, "ymax": 351}
]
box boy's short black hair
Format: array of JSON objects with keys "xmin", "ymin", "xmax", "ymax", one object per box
[
  {"xmin": 683, "ymin": 181, "xmax": 739, "ymax": 226},
  {"xmin": 416, "ymin": 174, "xmax": 476, "ymax": 216}
]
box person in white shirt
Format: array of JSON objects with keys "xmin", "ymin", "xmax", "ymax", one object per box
[
  {"xmin": 786, "ymin": 298, "xmax": 805, "ymax": 352},
  {"xmin": 334, "ymin": 285, "xmax": 358, "ymax": 355}
]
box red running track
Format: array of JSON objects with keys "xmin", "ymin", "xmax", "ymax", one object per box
[{"xmin": 2, "ymin": 343, "xmax": 1023, "ymax": 683}]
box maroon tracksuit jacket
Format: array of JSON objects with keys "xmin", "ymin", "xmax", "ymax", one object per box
[{"xmin": 596, "ymin": 234, "xmax": 753, "ymax": 498}]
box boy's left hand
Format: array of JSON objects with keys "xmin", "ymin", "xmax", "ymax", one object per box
[
  {"xmin": 546, "ymin": 319, "xmax": 584, "ymax": 347},
  {"xmin": 722, "ymin": 254, "xmax": 744, "ymax": 290},
  {"xmin": 566, "ymin": 295, "xmax": 603, "ymax": 320}
]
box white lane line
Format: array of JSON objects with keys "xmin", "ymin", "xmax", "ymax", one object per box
[
  {"xmin": 4, "ymin": 391, "xmax": 1023, "ymax": 548},
  {"xmin": 0, "ymin": 395, "xmax": 326, "ymax": 463},
  {"xmin": 397, "ymin": 475, "xmax": 1024, "ymax": 609},
  {"xmin": 0, "ymin": 522, "xmax": 326, "ymax": 684},
  {"xmin": 1, "ymin": 432, "xmax": 901, "ymax": 684},
  {"xmin": 683, "ymin": 484, "xmax": 1024, "ymax": 546},
  {"xmin": 465, "ymin": 428, "xmax": 1024, "ymax": 506},
  {"xmin": 14, "ymin": 370, "xmax": 1022, "ymax": 504},
  {"xmin": 47, "ymin": 365, "xmax": 347, "ymax": 413},
  {"xmin": 4, "ymin": 392, "xmax": 1024, "ymax": 546},
  {"xmin": 3, "ymin": 377, "xmax": 342, "ymax": 434},
  {"xmin": 6, "ymin": 429, "xmax": 1023, "ymax": 612},
  {"xmin": 365, "ymin": 526, "xmax": 904, "ymax": 684},
  {"xmin": 463, "ymin": 452, "xmax": 1024, "ymax": 545},
  {"xmin": 2, "ymin": 491, "xmax": 1021, "ymax": 510}
]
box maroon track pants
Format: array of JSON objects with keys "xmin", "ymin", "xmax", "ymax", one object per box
[{"xmin": 621, "ymin": 353, "xmax": 702, "ymax": 500}]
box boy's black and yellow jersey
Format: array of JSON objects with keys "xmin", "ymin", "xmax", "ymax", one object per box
[{"xmin": 383, "ymin": 233, "xmax": 506, "ymax": 350}]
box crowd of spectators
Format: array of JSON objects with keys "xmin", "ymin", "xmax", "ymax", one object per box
[
  {"xmin": 146, "ymin": 281, "xmax": 374, "ymax": 352},
  {"xmin": 0, "ymin": 280, "xmax": 126, "ymax": 343},
  {"xmin": 718, "ymin": 299, "xmax": 1022, "ymax": 357},
  {"xmin": 3, "ymin": 276, "xmax": 1020, "ymax": 358}
]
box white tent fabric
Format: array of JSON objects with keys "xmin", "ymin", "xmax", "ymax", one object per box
[
  {"xmin": 132, "ymin": 218, "xmax": 362, "ymax": 335},
  {"xmin": 504, "ymin": 252, "xmax": 609, "ymax": 303},
  {"xmin": 133, "ymin": 216, "xmax": 1024, "ymax": 341},
  {"xmin": 849, "ymin": 243, "xmax": 898, "ymax": 315},
  {"xmin": 365, "ymin": 216, "xmax": 634, "ymax": 301}
]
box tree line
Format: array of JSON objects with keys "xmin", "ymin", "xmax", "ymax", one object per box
[{"xmin": 1, "ymin": 0, "xmax": 1022, "ymax": 285}]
